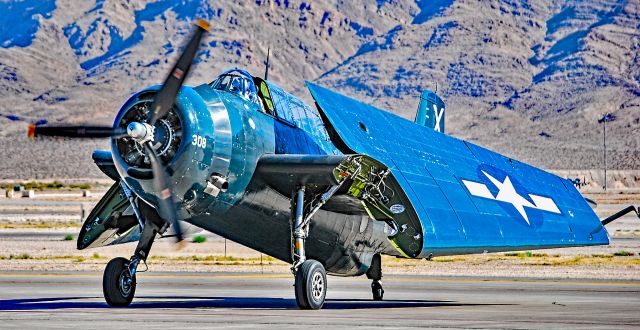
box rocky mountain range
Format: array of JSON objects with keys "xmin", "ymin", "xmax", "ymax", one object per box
[{"xmin": 0, "ymin": 0, "xmax": 638, "ymax": 179}]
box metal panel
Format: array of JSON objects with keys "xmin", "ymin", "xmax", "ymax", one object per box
[{"xmin": 306, "ymin": 82, "xmax": 609, "ymax": 256}]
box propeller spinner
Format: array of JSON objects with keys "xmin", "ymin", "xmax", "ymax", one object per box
[{"xmin": 28, "ymin": 19, "xmax": 211, "ymax": 244}]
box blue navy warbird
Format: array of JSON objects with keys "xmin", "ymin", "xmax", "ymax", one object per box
[{"xmin": 30, "ymin": 20, "xmax": 639, "ymax": 309}]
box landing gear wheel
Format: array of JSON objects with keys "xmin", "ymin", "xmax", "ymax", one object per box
[
  {"xmin": 294, "ymin": 260, "xmax": 327, "ymax": 310},
  {"xmin": 103, "ymin": 257, "xmax": 136, "ymax": 307},
  {"xmin": 372, "ymin": 280, "xmax": 384, "ymax": 301}
]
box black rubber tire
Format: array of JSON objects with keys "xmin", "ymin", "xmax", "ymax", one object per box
[
  {"xmin": 372, "ymin": 280, "xmax": 384, "ymax": 301},
  {"xmin": 103, "ymin": 257, "xmax": 136, "ymax": 307},
  {"xmin": 294, "ymin": 260, "xmax": 327, "ymax": 310}
]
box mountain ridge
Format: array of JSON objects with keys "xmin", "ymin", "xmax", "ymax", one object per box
[{"xmin": 0, "ymin": 0, "xmax": 638, "ymax": 179}]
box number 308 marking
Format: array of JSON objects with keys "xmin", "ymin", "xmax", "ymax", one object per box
[{"xmin": 192, "ymin": 134, "xmax": 206, "ymax": 148}]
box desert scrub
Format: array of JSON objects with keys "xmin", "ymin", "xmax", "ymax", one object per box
[
  {"xmin": 591, "ymin": 254, "xmax": 614, "ymax": 258},
  {"xmin": 504, "ymin": 252, "xmax": 549, "ymax": 258},
  {"xmin": 1, "ymin": 181, "xmax": 92, "ymax": 191},
  {"xmin": 613, "ymin": 251, "xmax": 635, "ymax": 256},
  {"xmin": 4, "ymin": 254, "xmax": 33, "ymax": 260}
]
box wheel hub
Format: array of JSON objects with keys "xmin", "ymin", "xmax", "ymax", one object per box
[
  {"xmin": 118, "ymin": 270, "xmax": 133, "ymax": 297},
  {"xmin": 311, "ymin": 272, "xmax": 324, "ymax": 301}
]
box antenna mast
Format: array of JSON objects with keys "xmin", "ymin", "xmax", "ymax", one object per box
[{"xmin": 264, "ymin": 48, "xmax": 270, "ymax": 80}]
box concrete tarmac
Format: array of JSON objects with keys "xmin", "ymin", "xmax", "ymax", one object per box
[{"xmin": 0, "ymin": 272, "xmax": 638, "ymax": 329}]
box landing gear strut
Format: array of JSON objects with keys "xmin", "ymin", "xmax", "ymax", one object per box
[
  {"xmin": 291, "ymin": 186, "xmax": 329, "ymax": 310},
  {"xmin": 367, "ymin": 253, "xmax": 384, "ymax": 301},
  {"xmin": 103, "ymin": 202, "xmax": 165, "ymax": 307}
]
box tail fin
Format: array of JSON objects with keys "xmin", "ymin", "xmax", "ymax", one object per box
[{"xmin": 414, "ymin": 90, "xmax": 445, "ymax": 133}]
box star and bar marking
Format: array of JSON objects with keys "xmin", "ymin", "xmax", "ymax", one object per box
[{"xmin": 462, "ymin": 170, "xmax": 561, "ymax": 224}]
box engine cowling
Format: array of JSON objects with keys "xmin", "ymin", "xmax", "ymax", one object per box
[{"xmin": 111, "ymin": 85, "xmax": 232, "ymax": 217}]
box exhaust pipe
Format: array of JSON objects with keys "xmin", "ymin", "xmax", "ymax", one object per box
[{"xmin": 204, "ymin": 174, "xmax": 228, "ymax": 197}]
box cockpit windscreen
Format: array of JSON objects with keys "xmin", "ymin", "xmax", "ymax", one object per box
[{"xmin": 211, "ymin": 70, "xmax": 260, "ymax": 106}]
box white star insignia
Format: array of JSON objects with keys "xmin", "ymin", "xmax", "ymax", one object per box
[{"xmin": 462, "ymin": 171, "xmax": 561, "ymax": 224}]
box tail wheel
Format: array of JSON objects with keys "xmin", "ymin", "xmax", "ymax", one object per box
[
  {"xmin": 372, "ymin": 280, "xmax": 384, "ymax": 301},
  {"xmin": 103, "ymin": 257, "xmax": 136, "ymax": 307},
  {"xmin": 294, "ymin": 260, "xmax": 327, "ymax": 310}
]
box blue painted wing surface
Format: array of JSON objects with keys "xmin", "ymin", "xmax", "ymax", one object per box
[{"xmin": 306, "ymin": 82, "xmax": 609, "ymax": 257}]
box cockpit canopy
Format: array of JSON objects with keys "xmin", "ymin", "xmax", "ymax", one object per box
[{"xmin": 210, "ymin": 69, "xmax": 260, "ymax": 106}]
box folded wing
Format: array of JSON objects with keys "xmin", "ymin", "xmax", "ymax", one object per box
[{"xmin": 306, "ymin": 82, "xmax": 609, "ymax": 257}]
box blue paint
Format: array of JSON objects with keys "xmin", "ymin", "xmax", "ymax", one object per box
[
  {"xmin": 274, "ymin": 121, "xmax": 326, "ymax": 155},
  {"xmin": 307, "ymin": 82, "xmax": 608, "ymax": 256},
  {"xmin": 0, "ymin": 0, "xmax": 56, "ymax": 48},
  {"xmin": 267, "ymin": 81, "xmax": 340, "ymax": 155},
  {"xmin": 412, "ymin": 0, "xmax": 454, "ymax": 25}
]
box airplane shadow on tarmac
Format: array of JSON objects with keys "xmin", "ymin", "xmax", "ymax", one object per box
[{"xmin": 0, "ymin": 296, "xmax": 511, "ymax": 310}]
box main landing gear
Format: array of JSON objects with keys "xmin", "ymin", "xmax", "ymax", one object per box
[
  {"xmin": 290, "ymin": 185, "xmax": 339, "ymax": 310},
  {"xmin": 103, "ymin": 200, "xmax": 165, "ymax": 307},
  {"xmin": 289, "ymin": 182, "xmax": 385, "ymax": 309}
]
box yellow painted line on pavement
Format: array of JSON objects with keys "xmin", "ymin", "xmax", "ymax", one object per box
[
  {"xmin": 0, "ymin": 272, "xmax": 290, "ymax": 280},
  {"xmin": 385, "ymin": 276, "xmax": 640, "ymax": 286},
  {"xmin": 0, "ymin": 272, "xmax": 637, "ymax": 286}
]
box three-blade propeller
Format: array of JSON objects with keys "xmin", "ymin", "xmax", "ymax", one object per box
[{"xmin": 29, "ymin": 19, "xmax": 211, "ymax": 244}]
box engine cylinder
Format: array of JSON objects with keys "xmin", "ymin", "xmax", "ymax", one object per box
[{"xmin": 110, "ymin": 85, "xmax": 228, "ymax": 215}]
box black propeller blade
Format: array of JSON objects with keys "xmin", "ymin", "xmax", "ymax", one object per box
[
  {"xmin": 144, "ymin": 143, "xmax": 183, "ymax": 243},
  {"xmin": 140, "ymin": 19, "xmax": 209, "ymax": 244},
  {"xmin": 149, "ymin": 19, "xmax": 210, "ymax": 125},
  {"xmin": 28, "ymin": 124, "xmax": 126, "ymax": 139},
  {"xmin": 28, "ymin": 19, "xmax": 210, "ymax": 246}
]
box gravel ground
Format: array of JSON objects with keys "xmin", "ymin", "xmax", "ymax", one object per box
[{"xmin": 0, "ymin": 190, "xmax": 638, "ymax": 279}]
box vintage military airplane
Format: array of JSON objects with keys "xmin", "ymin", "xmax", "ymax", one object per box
[{"xmin": 29, "ymin": 20, "xmax": 639, "ymax": 310}]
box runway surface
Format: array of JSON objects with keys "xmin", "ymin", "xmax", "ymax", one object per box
[{"xmin": 0, "ymin": 272, "xmax": 638, "ymax": 328}]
